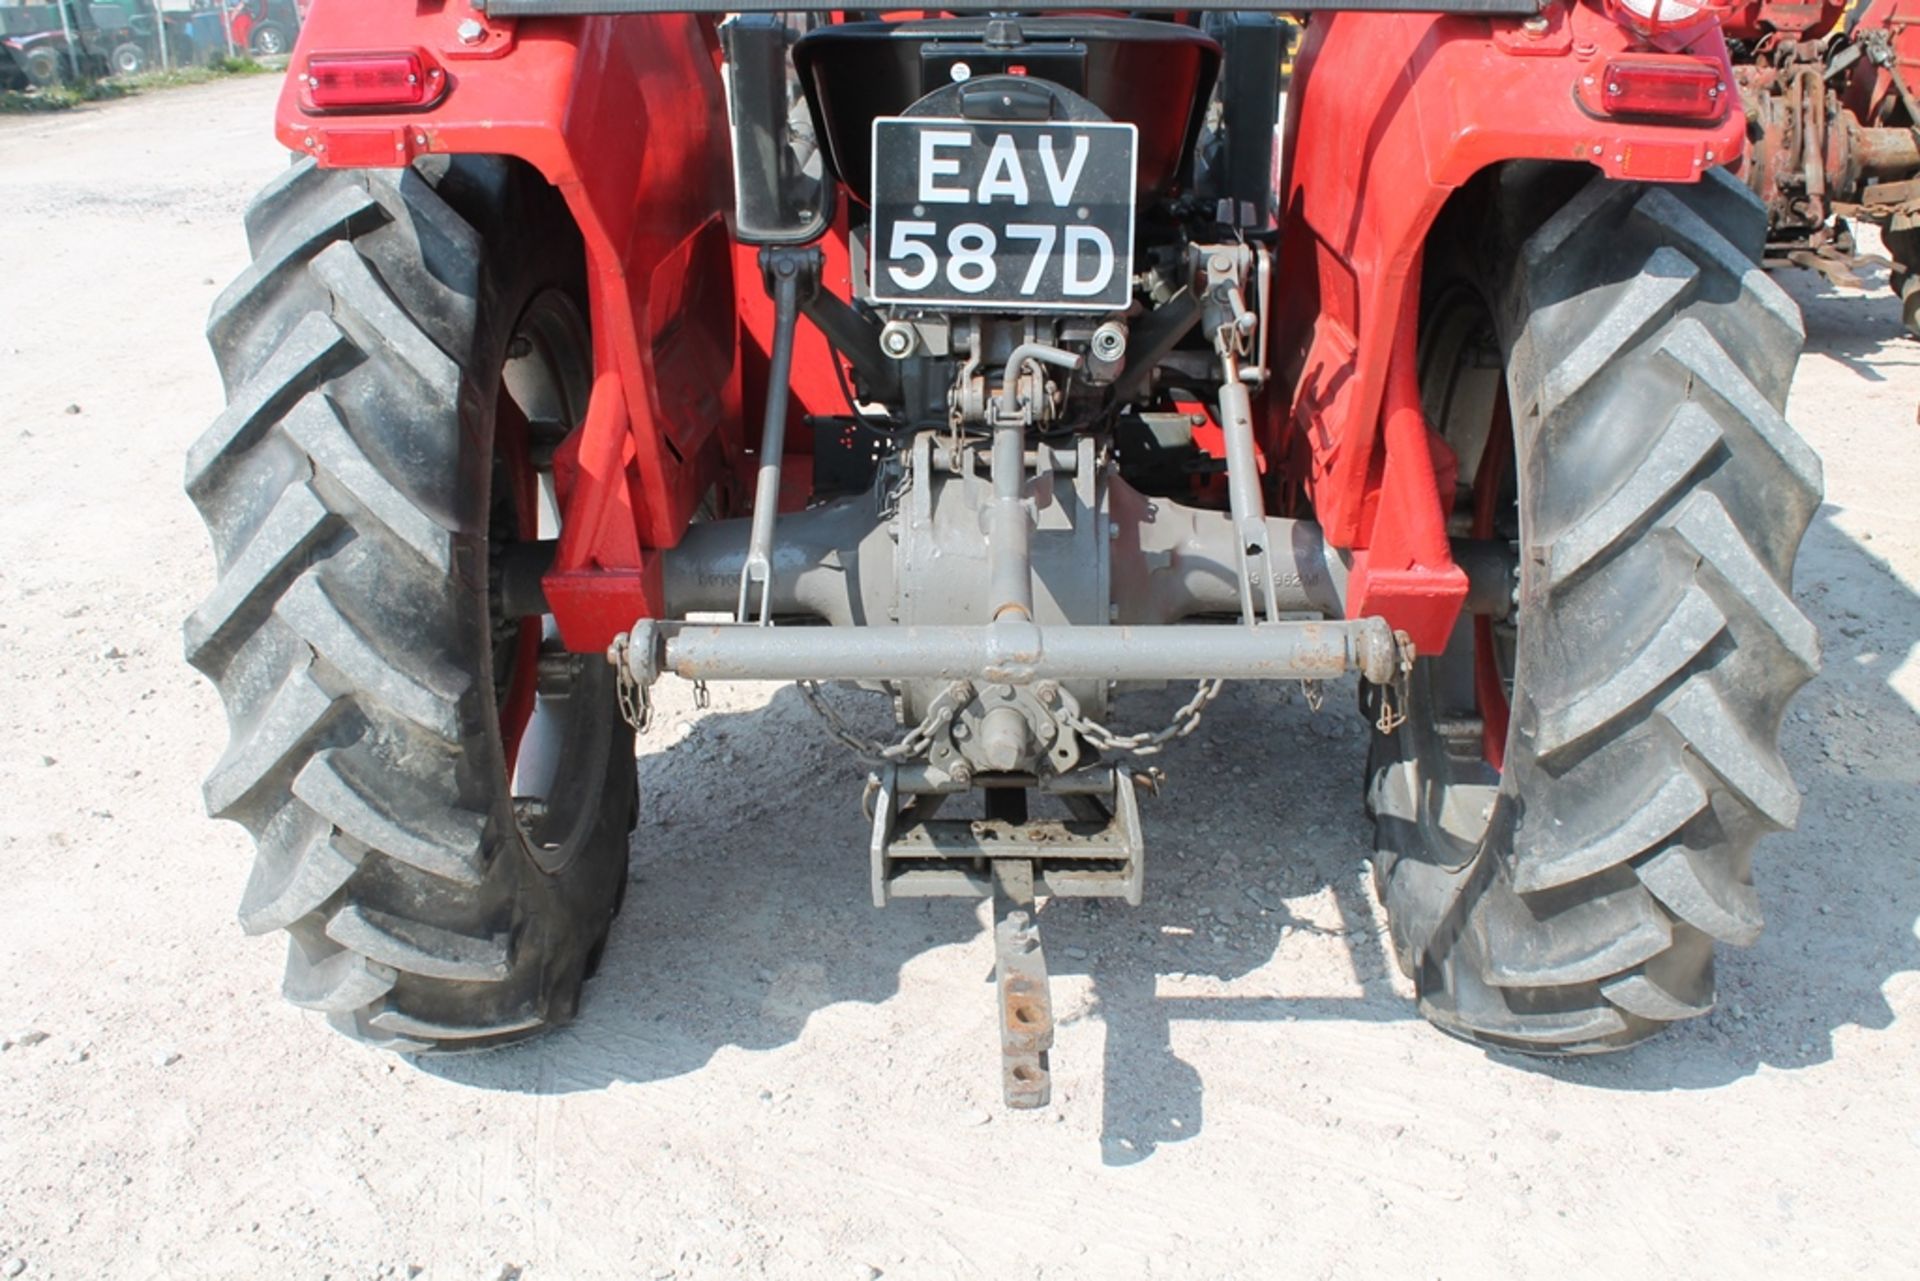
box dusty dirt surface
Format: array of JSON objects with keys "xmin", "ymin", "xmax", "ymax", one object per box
[{"xmin": 2, "ymin": 75, "xmax": 1918, "ymax": 1280}]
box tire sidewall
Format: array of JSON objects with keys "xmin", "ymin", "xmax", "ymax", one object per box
[
  {"xmin": 450, "ymin": 166, "xmax": 636, "ymax": 1009},
  {"xmin": 1366, "ymin": 234, "xmax": 1529, "ymax": 975}
]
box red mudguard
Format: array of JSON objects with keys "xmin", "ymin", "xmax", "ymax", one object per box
[
  {"xmin": 1274, "ymin": 3, "xmax": 1741, "ymax": 650},
  {"xmin": 278, "ymin": 7, "xmax": 747, "ymax": 649}
]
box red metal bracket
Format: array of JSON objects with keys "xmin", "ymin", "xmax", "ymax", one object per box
[
  {"xmin": 1342, "ymin": 288, "xmax": 1467, "ymax": 655},
  {"xmin": 545, "ymin": 372, "xmax": 664, "ymax": 652}
]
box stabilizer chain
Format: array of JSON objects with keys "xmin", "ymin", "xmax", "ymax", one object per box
[
  {"xmin": 1054, "ymin": 679, "xmax": 1226, "ymax": 758},
  {"xmin": 797, "ymin": 679, "xmax": 966, "ymax": 764},
  {"xmin": 610, "ymin": 632, "xmax": 653, "ymax": 734}
]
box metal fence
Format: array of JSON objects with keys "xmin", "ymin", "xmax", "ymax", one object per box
[{"xmin": 1, "ymin": 0, "xmax": 295, "ymax": 89}]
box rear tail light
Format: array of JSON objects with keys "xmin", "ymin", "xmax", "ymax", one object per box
[
  {"xmin": 1604, "ymin": 0, "xmax": 1724, "ymax": 34},
  {"xmin": 1598, "ymin": 56, "xmax": 1726, "ymax": 119},
  {"xmin": 300, "ymin": 51, "xmax": 445, "ymax": 112}
]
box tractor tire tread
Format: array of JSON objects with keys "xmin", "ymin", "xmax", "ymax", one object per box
[
  {"xmin": 189, "ymin": 159, "xmax": 632, "ymax": 1054},
  {"xmin": 1373, "ymin": 169, "xmax": 1819, "ymax": 1053}
]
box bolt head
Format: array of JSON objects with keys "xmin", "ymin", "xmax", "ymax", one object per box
[
  {"xmin": 879, "ymin": 321, "xmax": 916, "ymax": 358},
  {"xmin": 1521, "ymin": 13, "xmax": 1549, "ymax": 34},
  {"xmin": 456, "ymin": 17, "xmax": 485, "ymax": 43}
]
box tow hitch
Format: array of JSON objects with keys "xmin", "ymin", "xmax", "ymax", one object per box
[
  {"xmin": 603, "ymin": 247, "xmax": 1507, "ymax": 1106},
  {"xmin": 614, "ymin": 610, "xmax": 1429, "ymax": 1106},
  {"xmin": 868, "ymin": 765, "xmax": 1143, "ymax": 1107}
]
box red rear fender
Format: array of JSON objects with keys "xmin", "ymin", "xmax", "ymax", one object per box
[
  {"xmin": 1276, "ymin": 3, "xmax": 1742, "ymax": 651},
  {"xmin": 277, "ymin": 4, "xmax": 742, "ymax": 649}
]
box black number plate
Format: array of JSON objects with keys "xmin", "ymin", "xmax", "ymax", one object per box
[{"xmin": 868, "ymin": 117, "xmax": 1138, "ymax": 312}]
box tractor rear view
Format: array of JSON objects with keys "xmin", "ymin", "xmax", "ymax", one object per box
[{"xmin": 187, "ymin": 0, "xmax": 1820, "ymax": 1105}]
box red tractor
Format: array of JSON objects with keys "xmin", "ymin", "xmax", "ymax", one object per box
[
  {"xmin": 1729, "ymin": 0, "xmax": 1920, "ymax": 330},
  {"xmin": 189, "ymin": 0, "xmax": 1821, "ymax": 1104}
]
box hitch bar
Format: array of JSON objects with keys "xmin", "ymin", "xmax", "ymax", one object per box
[
  {"xmin": 618, "ymin": 617, "xmax": 1405, "ymax": 688},
  {"xmin": 992, "ymin": 859, "xmax": 1054, "ymax": 1109},
  {"xmin": 867, "ymin": 767, "xmax": 1138, "ymax": 1107}
]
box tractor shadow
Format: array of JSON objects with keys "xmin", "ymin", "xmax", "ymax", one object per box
[
  {"xmin": 427, "ymin": 674, "xmax": 1427, "ymax": 1155},
  {"xmin": 1023, "ymin": 683, "xmax": 1414, "ymax": 1165},
  {"xmin": 1504, "ymin": 494, "xmax": 1920, "ymax": 1098},
  {"xmin": 427, "ymin": 513, "xmax": 1920, "ymax": 1153},
  {"xmin": 1770, "ymin": 246, "xmax": 1920, "ymax": 383},
  {"xmin": 428, "ymin": 279, "xmax": 1919, "ymax": 1156},
  {"xmin": 428, "ymin": 680, "xmax": 987, "ymax": 1094}
]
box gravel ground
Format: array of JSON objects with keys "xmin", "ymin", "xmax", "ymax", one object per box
[{"xmin": 1, "ymin": 74, "xmax": 1917, "ymax": 1280}]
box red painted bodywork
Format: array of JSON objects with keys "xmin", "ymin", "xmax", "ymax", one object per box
[
  {"xmin": 277, "ymin": 0, "xmax": 1743, "ymax": 657},
  {"xmin": 1721, "ymin": 0, "xmax": 1845, "ymax": 40},
  {"xmin": 1841, "ymin": 0, "xmax": 1920, "ymax": 124},
  {"xmin": 1273, "ymin": 3, "xmax": 1739, "ymax": 650},
  {"xmin": 280, "ymin": 5, "xmax": 745, "ymax": 650}
]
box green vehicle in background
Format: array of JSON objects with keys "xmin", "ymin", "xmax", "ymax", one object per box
[{"xmin": 0, "ymin": 0, "xmax": 251, "ymax": 86}]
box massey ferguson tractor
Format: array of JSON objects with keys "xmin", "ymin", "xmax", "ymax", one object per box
[
  {"xmin": 1727, "ymin": 0, "xmax": 1920, "ymax": 332},
  {"xmin": 187, "ymin": 0, "xmax": 1822, "ymax": 1106}
]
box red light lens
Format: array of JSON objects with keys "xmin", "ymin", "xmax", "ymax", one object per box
[
  {"xmin": 1599, "ymin": 58, "xmax": 1725, "ymax": 119},
  {"xmin": 305, "ymin": 53, "xmax": 435, "ymax": 110}
]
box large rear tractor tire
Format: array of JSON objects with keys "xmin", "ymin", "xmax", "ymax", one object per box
[
  {"xmin": 1367, "ymin": 167, "xmax": 1822, "ymax": 1053},
  {"xmin": 186, "ymin": 158, "xmax": 636, "ymax": 1052}
]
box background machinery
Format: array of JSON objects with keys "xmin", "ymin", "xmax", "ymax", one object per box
[{"xmin": 1729, "ymin": 0, "xmax": 1920, "ymax": 330}]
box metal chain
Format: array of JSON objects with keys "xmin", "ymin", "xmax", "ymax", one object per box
[
  {"xmin": 797, "ymin": 679, "xmax": 962, "ymax": 764},
  {"xmin": 609, "ymin": 634, "xmax": 653, "ymax": 734},
  {"xmin": 1373, "ymin": 633, "xmax": 1416, "ymax": 736},
  {"xmin": 1056, "ymin": 679, "xmax": 1225, "ymax": 758}
]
